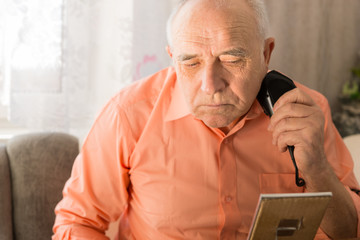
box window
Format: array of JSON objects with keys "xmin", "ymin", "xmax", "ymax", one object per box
[
  {"xmin": 1, "ymin": 0, "xmax": 63, "ymax": 96},
  {"xmin": 0, "ymin": 0, "xmax": 63, "ymax": 137}
]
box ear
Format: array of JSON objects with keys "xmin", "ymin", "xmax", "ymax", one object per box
[
  {"xmin": 263, "ymin": 37, "xmax": 275, "ymax": 66},
  {"xmin": 166, "ymin": 45, "xmax": 173, "ymax": 58}
]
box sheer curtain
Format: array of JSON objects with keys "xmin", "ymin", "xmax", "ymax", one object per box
[
  {"xmin": 3, "ymin": 0, "xmax": 359, "ymax": 141},
  {"xmin": 1, "ymin": 0, "xmax": 174, "ymax": 141}
]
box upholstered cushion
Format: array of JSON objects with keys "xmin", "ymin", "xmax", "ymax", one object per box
[
  {"xmin": 0, "ymin": 145, "xmax": 13, "ymax": 240},
  {"xmin": 7, "ymin": 132, "xmax": 79, "ymax": 240}
]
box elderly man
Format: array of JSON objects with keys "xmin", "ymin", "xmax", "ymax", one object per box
[{"xmin": 53, "ymin": 0, "xmax": 360, "ymax": 239}]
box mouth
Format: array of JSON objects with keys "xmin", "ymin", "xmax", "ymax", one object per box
[
  {"xmin": 198, "ymin": 104, "xmax": 234, "ymax": 112},
  {"xmin": 203, "ymin": 104, "xmax": 231, "ymax": 108}
]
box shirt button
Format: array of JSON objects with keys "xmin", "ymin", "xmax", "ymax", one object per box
[{"xmin": 225, "ymin": 196, "xmax": 233, "ymax": 202}]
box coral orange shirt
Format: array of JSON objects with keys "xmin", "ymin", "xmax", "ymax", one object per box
[{"xmin": 53, "ymin": 67, "xmax": 360, "ymax": 240}]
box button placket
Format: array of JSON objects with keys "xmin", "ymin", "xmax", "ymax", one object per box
[
  {"xmin": 219, "ymin": 135, "xmax": 239, "ymax": 234},
  {"xmin": 225, "ymin": 195, "xmax": 233, "ymax": 203},
  {"xmin": 223, "ymin": 138, "xmax": 230, "ymax": 144}
]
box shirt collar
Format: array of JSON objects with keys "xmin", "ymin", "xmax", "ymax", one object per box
[
  {"xmin": 244, "ymin": 100, "xmax": 263, "ymax": 120},
  {"xmin": 164, "ymin": 70, "xmax": 192, "ymax": 122},
  {"xmin": 221, "ymin": 101, "xmax": 263, "ymax": 136}
]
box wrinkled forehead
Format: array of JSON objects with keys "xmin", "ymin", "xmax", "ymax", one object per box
[{"xmin": 171, "ymin": 0, "xmax": 259, "ymax": 46}]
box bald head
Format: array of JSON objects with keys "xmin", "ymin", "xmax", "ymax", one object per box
[{"xmin": 166, "ymin": 0, "xmax": 269, "ymax": 47}]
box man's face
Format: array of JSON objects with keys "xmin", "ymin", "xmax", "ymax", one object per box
[{"xmin": 168, "ymin": 0, "xmax": 274, "ymax": 131}]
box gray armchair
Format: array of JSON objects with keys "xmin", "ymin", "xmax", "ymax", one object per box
[{"xmin": 0, "ymin": 132, "xmax": 79, "ymax": 240}]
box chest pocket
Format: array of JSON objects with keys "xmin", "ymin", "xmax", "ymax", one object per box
[{"xmin": 259, "ymin": 173, "xmax": 305, "ymax": 194}]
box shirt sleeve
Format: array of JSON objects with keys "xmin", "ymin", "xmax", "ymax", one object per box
[
  {"xmin": 52, "ymin": 98, "xmax": 134, "ymax": 239},
  {"xmin": 320, "ymin": 93, "xmax": 360, "ymax": 237}
]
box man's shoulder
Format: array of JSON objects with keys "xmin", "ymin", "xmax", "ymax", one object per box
[{"xmin": 93, "ymin": 67, "xmax": 177, "ymax": 142}]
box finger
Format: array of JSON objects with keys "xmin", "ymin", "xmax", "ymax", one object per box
[
  {"xmin": 271, "ymin": 117, "xmax": 307, "ymax": 145},
  {"xmin": 271, "ymin": 110, "xmax": 324, "ymax": 146},
  {"xmin": 276, "ymin": 130, "xmax": 303, "ymax": 153},
  {"xmin": 276, "ymin": 129, "xmax": 326, "ymax": 171},
  {"xmin": 273, "ymin": 88, "xmax": 315, "ymax": 112},
  {"xmin": 273, "ymin": 117, "xmax": 324, "ymax": 150},
  {"xmin": 269, "ymin": 103, "xmax": 317, "ymax": 130}
]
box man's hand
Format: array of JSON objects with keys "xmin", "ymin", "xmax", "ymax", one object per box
[
  {"xmin": 267, "ymin": 88, "xmax": 327, "ymax": 177},
  {"xmin": 267, "ymin": 88, "xmax": 358, "ymax": 238}
]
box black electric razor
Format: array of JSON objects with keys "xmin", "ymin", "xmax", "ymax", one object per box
[{"xmin": 257, "ymin": 70, "xmax": 306, "ymax": 187}]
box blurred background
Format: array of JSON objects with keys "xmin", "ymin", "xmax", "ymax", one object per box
[{"xmin": 0, "ymin": 0, "xmax": 359, "ymax": 143}]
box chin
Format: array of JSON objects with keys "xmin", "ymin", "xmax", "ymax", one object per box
[{"xmin": 200, "ymin": 115, "xmax": 235, "ymax": 129}]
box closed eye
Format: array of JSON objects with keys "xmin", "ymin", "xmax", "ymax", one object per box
[
  {"xmin": 176, "ymin": 54, "xmax": 201, "ymax": 68},
  {"xmin": 184, "ymin": 62, "xmax": 199, "ymax": 67},
  {"xmin": 219, "ymin": 48, "xmax": 249, "ymax": 64},
  {"xmin": 219, "ymin": 57, "xmax": 246, "ymax": 66},
  {"xmin": 222, "ymin": 58, "xmax": 243, "ymax": 64}
]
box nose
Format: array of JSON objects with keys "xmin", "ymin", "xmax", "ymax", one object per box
[{"xmin": 200, "ymin": 62, "xmax": 226, "ymax": 94}]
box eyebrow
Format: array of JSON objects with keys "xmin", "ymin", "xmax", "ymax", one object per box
[
  {"xmin": 220, "ymin": 48, "xmax": 248, "ymax": 57},
  {"xmin": 176, "ymin": 54, "xmax": 198, "ymax": 62}
]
